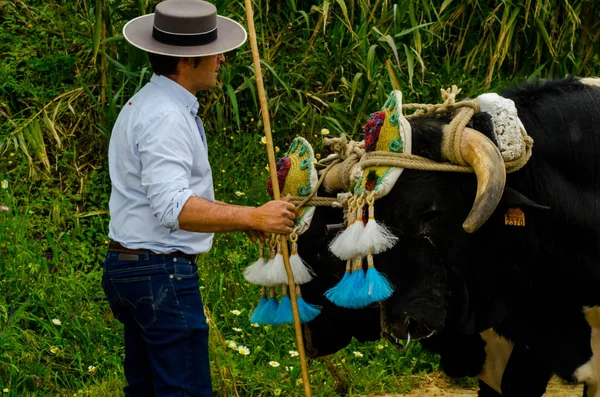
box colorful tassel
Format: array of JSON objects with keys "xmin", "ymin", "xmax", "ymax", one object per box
[
  {"xmin": 296, "ymin": 285, "xmax": 322, "ymax": 323},
  {"xmin": 249, "ymin": 287, "xmax": 268, "ymax": 323},
  {"xmin": 324, "ymin": 259, "xmax": 352, "ymax": 305},
  {"xmin": 273, "ymin": 285, "xmax": 293, "ymax": 324},
  {"xmin": 289, "ymin": 231, "xmax": 314, "ymax": 284},
  {"xmin": 254, "ymin": 287, "xmax": 279, "ymax": 325},
  {"xmin": 346, "ymin": 255, "xmax": 366, "ymax": 308},
  {"xmin": 243, "ymin": 242, "xmax": 267, "ymax": 285},
  {"xmin": 358, "ymin": 192, "xmax": 398, "ymax": 254},
  {"xmin": 326, "ymin": 256, "xmax": 366, "ymax": 308},
  {"xmin": 358, "ymin": 249, "xmax": 394, "ymax": 305}
]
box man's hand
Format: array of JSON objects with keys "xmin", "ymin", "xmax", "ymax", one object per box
[
  {"xmin": 250, "ymin": 199, "xmax": 296, "ymax": 235},
  {"xmin": 245, "ymin": 230, "xmax": 269, "ymax": 243}
]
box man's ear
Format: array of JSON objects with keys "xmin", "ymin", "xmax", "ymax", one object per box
[{"xmin": 179, "ymin": 57, "xmax": 193, "ymax": 68}]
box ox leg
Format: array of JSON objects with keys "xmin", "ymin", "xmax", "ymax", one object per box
[
  {"xmin": 500, "ymin": 342, "xmax": 552, "ymax": 397},
  {"xmin": 478, "ymin": 329, "xmax": 513, "ymax": 394},
  {"xmin": 420, "ymin": 330, "xmax": 493, "ymax": 379},
  {"xmin": 569, "ymin": 306, "xmax": 600, "ymax": 396},
  {"xmin": 582, "ymin": 307, "xmax": 600, "ymax": 397},
  {"xmin": 478, "ymin": 380, "xmax": 502, "ymax": 397},
  {"xmin": 321, "ymin": 356, "xmax": 349, "ymax": 396}
]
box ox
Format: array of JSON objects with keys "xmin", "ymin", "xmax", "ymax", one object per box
[
  {"xmin": 298, "ymin": 77, "xmax": 600, "ymax": 396},
  {"xmin": 298, "ymin": 203, "xmax": 509, "ymax": 396}
]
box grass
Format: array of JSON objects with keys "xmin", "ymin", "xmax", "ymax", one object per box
[{"xmin": 1, "ymin": 0, "xmax": 600, "ymax": 395}]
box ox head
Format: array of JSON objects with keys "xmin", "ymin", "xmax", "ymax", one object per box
[
  {"xmin": 371, "ymin": 115, "xmax": 548, "ymax": 343},
  {"xmin": 297, "ymin": 204, "xmax": 382, "ymax": 358},
  {"xmin": 319, "ymin": 112, "xmax": 547, "ymax": 347}
]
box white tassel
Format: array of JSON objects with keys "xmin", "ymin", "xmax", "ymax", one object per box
[
  {"xmin": 243, "ymin": 244, "xmax": 268, "ymax": 285},
  {"xmin": 329, "ymin": 198, "xmax": 356, "ymax": 259},
  {"xmin": 266, "ymin": 243, "xmax": 288, "ymax": 285},
  {"xmin": 289, "ymin": 241, "xmax": 314, "ymax": 284},
  {"xmin": 255, "ymin": 240, "xmax": 280, "ymax": 287},
  {"xmin": 243, "ymin": 257, "xmax": 266, "ymax": 285},
  {"xmin": 330, "ymin": 196, "xmax": 366, "ymax": 260},
  {"xmin": 359, "ymin": 197, "xmax": 398, "ymax": 254}
]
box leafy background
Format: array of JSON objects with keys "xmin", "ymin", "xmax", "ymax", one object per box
[{"xmin": 1, "ymin": 0, "xmax": 599, "ymax": 395}]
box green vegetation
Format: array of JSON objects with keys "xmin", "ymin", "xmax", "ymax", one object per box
[{"xmin": 1, "ymin": 0, "xmax": 599, "ymax": 395}]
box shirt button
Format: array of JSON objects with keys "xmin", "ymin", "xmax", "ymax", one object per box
[
  {"xmin": 169, "ymin": 275, "xmax": 174, "ymax": 279},
  {"xmin": 173, "ymin": 258, "xmax": 177, "ymax": 262}
]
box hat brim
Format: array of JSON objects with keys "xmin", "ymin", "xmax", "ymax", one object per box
[{"xmin": 123, "ymin": 14, "xmax": 247, "ymax": 57}]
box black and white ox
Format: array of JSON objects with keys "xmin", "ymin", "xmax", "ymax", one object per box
[{"xmin": 299, "ymin": 77, "xmax": 600, "ymax": 396}]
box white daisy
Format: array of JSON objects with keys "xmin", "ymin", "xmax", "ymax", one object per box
[{"xmin": 237, "ymin": 345, "xmax": 250, "ymax": 355}]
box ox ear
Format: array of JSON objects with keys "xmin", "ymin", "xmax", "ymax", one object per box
[
  {"xmin": 469, "ymin": 111, "xmax": 498, "ymax": 146},
  {"xmin": 501, "ymin": 188, "xmax": 551, "ymax": 211}
]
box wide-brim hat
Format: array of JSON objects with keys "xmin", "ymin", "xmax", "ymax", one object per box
[{"xmin": 123, "ymin": 0, "xmax": 247, "ymax": 57}]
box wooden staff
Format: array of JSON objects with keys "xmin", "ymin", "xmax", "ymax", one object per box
[{"xmin": 243, "ymin": 1, "xmax": 312, "ymax": 396}]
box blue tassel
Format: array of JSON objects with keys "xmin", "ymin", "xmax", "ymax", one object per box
[
  {"xmin": 358, "ymin": 254, "xmax": 394, "ymax": 305},
  {"xmin": 254, "ymin": 288, "xmax": 279, "ymax": 325},
  {"xmin": 324, "ymin": 260, "xmax": 352, "ymax": 306},
  {"xmin": 298, "ymin": 297, "xmax": 322, "ymax": 322},
  {"xmin": 295, "ymin": 285, "xmax": 322, "ymax": 323},
  {"xmin": 332, "ymin": 256, "xmax": 366, "ymax": 308},
  {"xmin": 249, "ymin": 296, "xmax": 268, "ymax": 323},
  {"xmin": 273, "ymin": 295, "xmax": 293, "ymax": 324},
  {"xmin": 346, "ymin": 259, "xmax": 366, "ymax": 308}
]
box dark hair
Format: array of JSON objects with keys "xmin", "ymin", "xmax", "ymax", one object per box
[
  {"xmin": 148, "ymin": 53, "xmax": 180, "ymax": 75},
  {"xmin": 147, "ymin": 53, "xmax": 202, "ymax": 76}
]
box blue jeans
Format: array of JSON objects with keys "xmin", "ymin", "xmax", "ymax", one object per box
[{"xmin": 102, "ymin": 251, "xmax": 212, "ymax": 397}]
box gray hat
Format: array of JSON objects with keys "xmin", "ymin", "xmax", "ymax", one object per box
[{"xmin": 123, "ymin": 0, "xmax": 247, "ymax": 57}]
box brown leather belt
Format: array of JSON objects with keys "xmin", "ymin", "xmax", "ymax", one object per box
[{"xmin": 108, "ymin": 241, "xmax": 197, "ymax": 263}]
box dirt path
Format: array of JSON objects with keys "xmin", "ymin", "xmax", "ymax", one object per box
[{"xmin": 363, "ymin": 374, "xmax": 583, "ymax": 396}]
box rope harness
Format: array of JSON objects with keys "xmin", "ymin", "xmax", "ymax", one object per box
[{"xmin": 289, "ymin": 86, "xmax": 533, "ymax": 211}]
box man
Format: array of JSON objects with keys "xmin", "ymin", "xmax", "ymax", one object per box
[{"xmin": 102, "ymin": 1, "xmax": 296, "ymax": 396}]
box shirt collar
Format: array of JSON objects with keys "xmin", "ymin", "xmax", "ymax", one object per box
[{"xmin": 150, "ymin": 74, "xmax": 199, "ymax": 116}]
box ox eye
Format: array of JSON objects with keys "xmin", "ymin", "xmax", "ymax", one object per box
[
  {"xmin": 420, "ymin": 210, "xmax": 442, "ymax": 224},
  {"xmin": 418, "ymin": 210, "xmax": 442, "ymax": 236}
]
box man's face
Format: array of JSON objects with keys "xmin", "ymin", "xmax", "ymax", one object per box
[{"xmin": 193, "ymin": 54, "xmax": 225, "ymax": 91}]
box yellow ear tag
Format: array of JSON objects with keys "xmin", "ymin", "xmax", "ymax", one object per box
[{"xmin": 505, "ymin": 207, "xmax": 525, "ymax": 227}]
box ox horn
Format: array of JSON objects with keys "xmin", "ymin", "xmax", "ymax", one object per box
[{"xmin": 443, "ymin": 126, "xmax": 506, "ymax": 233}]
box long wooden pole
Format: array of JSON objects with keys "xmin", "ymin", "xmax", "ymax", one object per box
[{"xmin": 243, "ymin": 1, "xmax": 312, "ymax": 396}]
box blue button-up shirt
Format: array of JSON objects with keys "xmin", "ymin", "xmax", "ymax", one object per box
[{"xmin": 108, "ymin": 74, "xmax": 214, "ymax": 254}]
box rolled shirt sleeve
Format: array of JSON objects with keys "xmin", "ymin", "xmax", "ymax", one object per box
[{"xmin": 138, "ymin": 111, "xmax": 197, "ymax": 231}]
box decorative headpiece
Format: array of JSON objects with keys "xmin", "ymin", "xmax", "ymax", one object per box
[
  {"xmin": 244, "ymin": 137, "xmax": 321, "ymax": 324},
  {"xmin": 326, "ymin": 90, "xmax": 412, "ymax": 308}
]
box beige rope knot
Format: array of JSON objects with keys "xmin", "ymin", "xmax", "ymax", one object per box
[
  {"xmin": 324, "ymin": 135, "xmax": 348, "ymax": 159},
  {"xmin": 324, "ymin": 135, "xmax": 365, "ymax": 160},
  {"xmin": 440, "ymin": 85, "xmax": 462, "ymax": 105}
]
